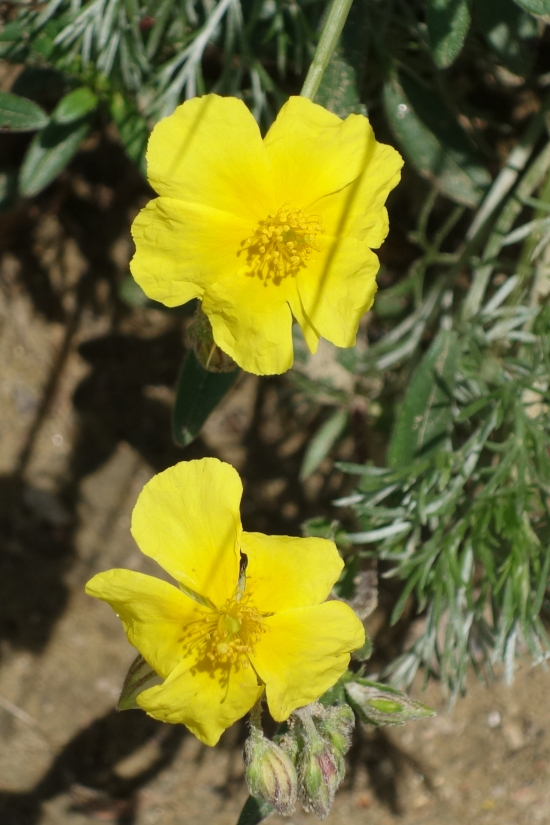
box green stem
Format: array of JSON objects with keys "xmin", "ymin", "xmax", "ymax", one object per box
[{"xmin": 300, "ymin": 0, "xmax": 355, "ymax": 100}]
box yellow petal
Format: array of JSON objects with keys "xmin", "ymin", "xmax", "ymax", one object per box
[
  {"xmin": 146, "ymin": 94, "xmax": 274, "ymax": 222},
  {"xmin": 130, "ymin": 197, "xmax": 252, "ymax": 307},
  {"xmin": 241, "ymin": 532, "xmax": 343, "ymax": 613},
  {"xmin": 264, "ymin": 97, "xmax": 381, "ymax": 212},
  {"xmin": 131, "ymin": 459, "xmax": 242, "ymax": 608},
  {"xmin": 137, "ymin": 658, "xmax": 264, "ymax": 746},
  {"xmin": 296, "ymin": 236, "xmax": 379, "ymax": 348},
  {"xmin": 313, "ymin": 142, "xmax": 403, "ymax": 247},
  {"xmin": 250, "ymin": 602, "xmax": 365, "ymax": 722},
  {"xmin": 85, "ymin": 569, "xmax": 206, "ymax": 678},
  {"xmin": 202, "ymin": 274, "xmax": 294, "ymax": 375}
]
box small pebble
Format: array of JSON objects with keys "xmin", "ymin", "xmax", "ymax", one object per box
[{"xmin": 488, "ymin": 711, "xmax": 501, "ymax": 728}]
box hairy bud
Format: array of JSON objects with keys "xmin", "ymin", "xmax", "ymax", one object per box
[
  {"xmin": 316, "ymin": 704, "xmax": 355, "ymax": 755},
  {"xmin": 297, "ymin": 733, "xmax": 345, "ymax": 820},
  {"xmin": 344, "ymin": 679, "xmax": 436, "ymax": 727},
  {"xmin": 244, "ymin": 729, "xmax": 297, "ymax": 816}
]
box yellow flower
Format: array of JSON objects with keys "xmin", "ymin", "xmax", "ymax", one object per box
[
  {"xmin": 85, "ymin": 458, "xmax": 364, "ymax": 746},
  {"xmin": 131, "ymin": 95, "xmax": 403, "ymax": 375}
]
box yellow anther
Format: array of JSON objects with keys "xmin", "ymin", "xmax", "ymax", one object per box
[
  {"xmin": 243, "ymin": 204, "xmax": 322, "ymax": 282},
  {"xmin": 180, "ymin": 592, "xmax": 266, "ymax": 670}
]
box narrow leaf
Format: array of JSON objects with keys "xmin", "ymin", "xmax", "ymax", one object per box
[
  {"xmin": 0, "ymin": 91, "xmax": 49, "ymax": 132},
  {"xmin": 19, "ymin": 114, "xmax": 94, "ymax": 197},
  {"xmin": 173, "ymin": 349, "xmax": 240, "ymax": 447},
  {"xmin": 51, "ymin": 87, "xmax": 98, "ymax": 124},
  {"xmin": 300, "ymin": 408, "xmax": 348, "ymax": 480},
  {"xmin": 427, "ymin": 0, "xmax": 471, "ymax": 68},
  {"xmin": 477, "ymin": 0, "xmax": 536, "ymax": 75},
  {"xmin": 236, "ymin": 796, "xmax": 275, "ymax": 825},
  {"xmin": 383, "ymin": 72, "xmax": 491, "ymax": 207},
  {"xmin": 388, "ymin": 330, "xmax": 460, "ymax": 467}
]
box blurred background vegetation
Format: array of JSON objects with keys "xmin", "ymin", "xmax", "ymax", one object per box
[{"xmin": 2, "ymin": 0, "xmax": 550, "ymax": 706}]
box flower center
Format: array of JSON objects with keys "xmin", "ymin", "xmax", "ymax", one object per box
[
  {"xmin": 182, "ymin": 593, "xmax": 265, "ymax": 669},
  {"xmin": 243, "ymin": 204, "xmax": 322, "ymax": 282}
]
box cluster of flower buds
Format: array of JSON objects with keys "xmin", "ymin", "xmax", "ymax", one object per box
[
  {"xmin": 244, "ymin": 701, "xmax": 355, "ymax": 820},
  {"xmin": 188, "ymin": 305, "xmax": 237, "ymax": 372}
]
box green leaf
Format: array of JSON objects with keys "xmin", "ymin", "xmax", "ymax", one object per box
[
  {"xmin": 315, "ymin": 0, "xmax": 368, "ymax": 117},
  {"xmin": 476, "ymin": 0, "xmax": 536, "ymax": 75},
  {"xmin": 110, "ymin": 92, "xmax": 149, "ymax": 176},
  {"xmin": 512, "ymin": 0, "xmax": 550, "ymax": 22},
  {"xmin": 19, "ymin": 114, "xmax": 94, "ymax": 197},
  {"xmin": 383, "ymin": 72, "xmax": 491, "ymax": 207},
  {"xmin": 51, "ymin": 87, "xmax": 98, "ymax": 124},
  {"xmin": 173, "ymin": 349, "xmax": 240, "ymax": 447},
  {"xmin": 0, "ymin": 21, "xmax": 27, "ymax": 60},
  {"xmin": 427, "ymin": 0, "xmax": 471, "ymax": 68},
  {"xmin": 0, "ymin": 91, "xmax": 49, "ymax": 132},
  {"xmin": 118, "ymin": 654, "xmax": 162, "ymax": 710},
  {"xmin": 236, "ymin": 796, "xmax": 275, "ymax": 825},
  {"xmin": 0, "ymin": 21, "xmax": 23, "ymax": 42},
  {"xmin": 388, "ymin": 330, "xmax": 460, "ymax": 467},
  {"xmin": 300, "ymin": 408, "xmax": 348, "ymax": 480}
]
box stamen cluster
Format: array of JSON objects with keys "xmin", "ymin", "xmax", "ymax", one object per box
[
  {"xmin": 181, "ymin": 592, "xmax": 265, "ymax": 669},
  {"xmin": 244, "ymin": 204, "xmax": 322, "ymax": 281}
]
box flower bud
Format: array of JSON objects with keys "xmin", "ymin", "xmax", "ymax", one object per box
[
  {"xmin": 297, "ymin": 733, "xmax": 345, "ymax": 820},
  {"xmin": 244, "ymin": 729, "xmax": 297, "ymax": 816},
  {"xmin": 316, "ymin": 704, "xmax": 355, "ymax": 756},
  {"xmin": 344, "ymin": 679, "xmax": 436, "ymax": 727}
]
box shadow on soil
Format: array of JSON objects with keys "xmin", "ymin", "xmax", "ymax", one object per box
[
  {"xmin": 0, "ymin": 709, "xmax": 186, "ymax": 825},
  {"xmin": 0, "ymin": 704, "xmax": 427, "ymax": 825},
  {"xmin": 0, "ymin": 325, "xmax": 194, "ymax": 658}
]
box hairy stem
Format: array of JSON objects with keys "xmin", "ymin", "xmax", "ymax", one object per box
[{"xmin": 300, "ymin": 0, "xmax": 355, "ymax": 100}]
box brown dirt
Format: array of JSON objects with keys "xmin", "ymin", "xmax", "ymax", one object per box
[{"xmin": 1, "ymin": 69, "xmax": 550, "ymax": 825}]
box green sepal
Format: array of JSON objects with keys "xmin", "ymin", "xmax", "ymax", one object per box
[{"xmin": 117, "ymin": 654, "xmax": 162, "ymax": 711}]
